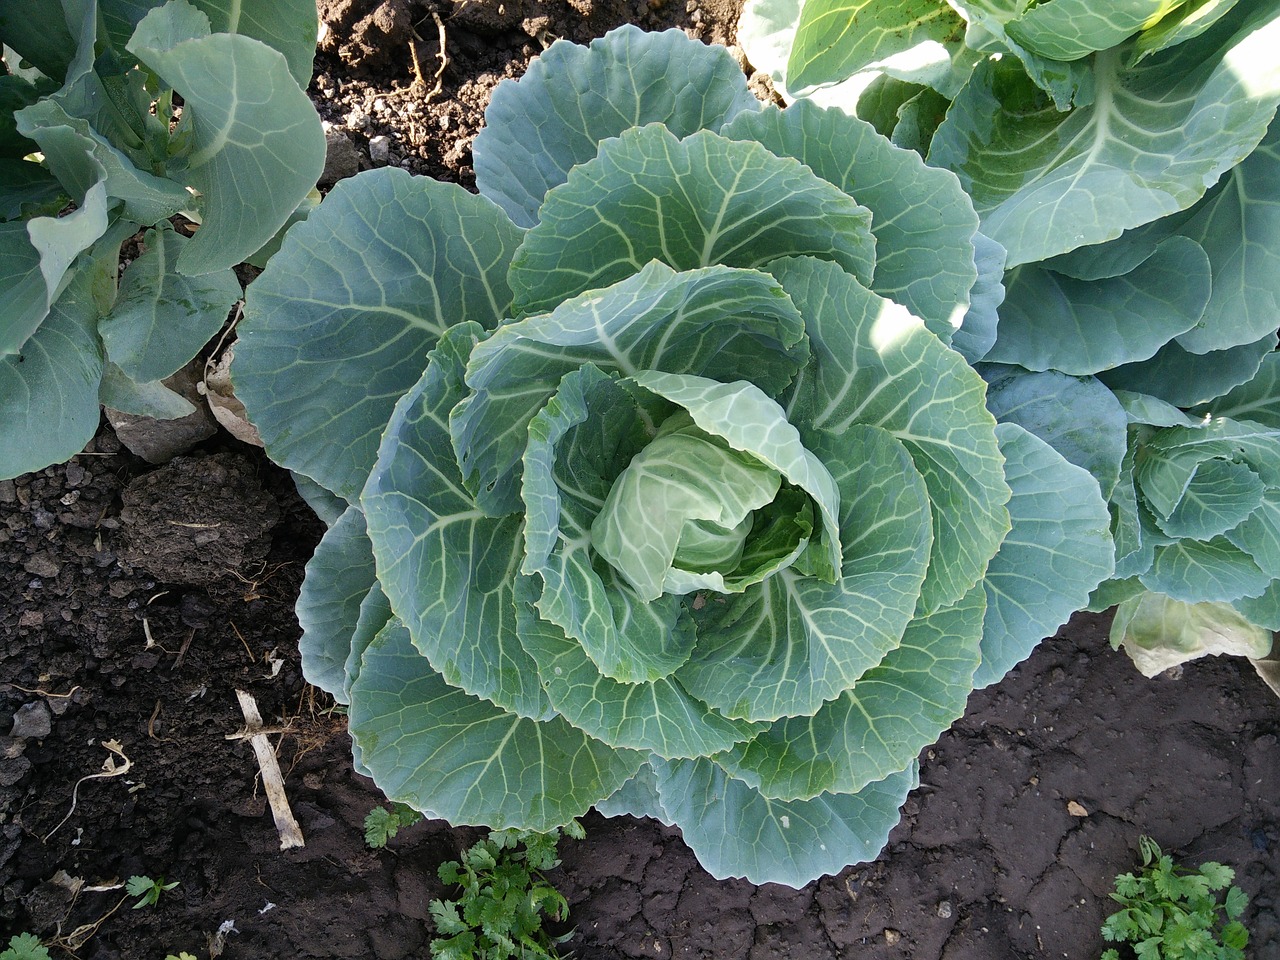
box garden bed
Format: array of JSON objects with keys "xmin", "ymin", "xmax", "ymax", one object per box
[{"xmin": 2, "ymin": 2, "xmax": 1278, "ymax": 958}]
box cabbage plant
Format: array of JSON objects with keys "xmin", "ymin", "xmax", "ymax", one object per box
[
  {"xmin": 739, "ymin": 1, "xmax": 1280, "ymax": 677},
  {"xmin": 232, "ymin": 27, "xmax": 1113, "ymax": 886},
  {"xmin": 0, "ymin": 0, "xmax": 323, "ymax": 479}
]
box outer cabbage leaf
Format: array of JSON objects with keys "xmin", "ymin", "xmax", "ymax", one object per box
[
  {"xmin": 127, "ymin": 3, "xmax": 324, "ymax": 274},
  {"xmin": 716, "ymin": 582, "xmax": 984, "ymax": 801},
  {"xmin": 0, "ymin": 267, "xmax": 103, "ymax": 480},
  {"xmin": 1151, "ymin": 459, "xmax": 1264, "ymax": 541},
  {"xmin": 738, "ymin": 0, "xmax": 976, "ymax": 107},
  {"xmin": 0, "ymin": 222, "xmax": 49, "ymax": 356},
  {"xmin": 1140, "ymin": 537, "xmax": 1270, "ymax": 604},
  {"xmin": 1130, "ymin": 0, "xmax": 1243, "ymax": 63},
  {"xmin": 928, "ymin": 4, "xmax": 1280, "ymax": 267},
  {"xmin": 1234, "ymin": 581, "xmax": 1280, "ymax": 632},
  {"xmin": 1114, "ymin": 390, "xmax": 1201, "ymax": 428},
  {"xmin": 348, "ymin": 618, "xmax": 643, "ymax": 832},
  {"xmin": 771, "ymin": 255, "xmax": 1009, "ymax": 612},
  {"xmin": 515, "ymin": 576, "xmax": 765, "ymax": 759},
  {"xmin": 719, "ymin": 100, "xmax": 981, "ymax": 344},
  {"xmin": 594, "ymin": 763, "xmax": 674, "ymax": 825},
  {"xmin": 191, "ymin": 0, "xmax": 318, "ymax": 87},
  {"xmin": 474, "ymin": 26, "xmax": 759, "ymax": 228},
  {"xmin": 951, "ymin": 231, "xmax": 1005, "ymax": 363},
  {"xmin": 888, "ymin": 85, "xmax": 951, "ymax": 154},
  {"xmin": 1169, "ymin": 116, "xmax": 1280, "ymax": 354},
  {"xmin": 508, "ymin": 125, "xmax": 877, "ymax": 317},
  {"xmin": 1134, "ymin": 418, "xmax": 1280, "ymax": 517},
  {"xmin": 1225, "ymin": 488, "xmax": 1280, "ymax": 578},
  {"xmin": 362, "ymin": 323, "xmax": 553, "ymax": 720},
  {"xmin": 974, "ymin": 423, "xmax": 1113, "ymax": 687},
  {"xmin": 294, "ymin": 505, "xmax": 378, "ymax": 703},
  {"xmin": 0, "ymin": 0, "xmax": 78, "ymax": 80},
  {"xmin": 1111, "ymin": 590, "xmax": 1272, "ymax": 677},
  {"xmin": 292, "ymin": 471, "xmax": 347, "ymax": 526},
  {"xmin": 785, "ymin": 0, "xmax": 968, "ymax": 94},
  {"xmin": 235, "ymin": 170, "xmax": 524, "ymax": 500},
  {"xmin": 988, "ymin": 237, "xmax": 1212, "ymax": 375},
  {"xmin": 97, "ymin": 225, "xmax": 241, "ymax": 382},
  {"xmin": 653, "ymin": 757, "xmax": 917, "ymax": 886},
  {"xmin": 1, "ymin": 175, "xmax": 109, "ymax": 356},
  {"xmin": 981, "ymin": 365, "xmax": 1128, "ymax": 499},
  {"xmin": 1201, "ymin": 352, "xmax": 1280, "ymax": 428},
  {"xmin": 14, "ymin": 99, "xmax": 190, "ymax": 225},
  {"xmin": 0, "ymin": 160, "xmax": 65, "ymax": 221},
  {"xmin": 1099, "ymin": 333, "xmax": 1278, "ymax": 408},
  {"xmin": 98, "ymin": 362, "xmax": 196, "ymax": 419},
  {"xmin": 1042, "ymin": 114, "xmax": 1280, "ymax": 358},
  {"xmin": 946, "ymin": 0, "xmax": 1095, "ymax": 108},
  {"xmin": 1005, "ymin": 0, "xmax": 1182, "ymax": 62},
  {"xmin": 344, "ymin": 581, "xmax": 393, "ymax": 702},
  {"xmin": 1110, "ymin": 441, "xmax": 1158, "ymax": 580}
]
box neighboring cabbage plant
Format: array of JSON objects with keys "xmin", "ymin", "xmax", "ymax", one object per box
[
  {"xmin": 0, "ymin": 0, "xmax": 323, "ymax": 479},
  {"xmin": 232, "ymin": 27, "xmax": 1113, "ymax": 886},
  {"xmin": 740, "ymin": 1, "xmax": 1280, "ymax": 679}
]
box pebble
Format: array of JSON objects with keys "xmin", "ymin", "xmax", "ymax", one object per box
[
  {"xmin": 369, "ymin": 135, "xmax": 392, "ymax": 164},
  {"xmin": 23, "ymin": 552, "xmax": 61, "ymax": 579},
  {"xmin": 0, "ymin": 757, "xmax": 31, "ymax": 787},
  {"xmin": 10, "ymin": 701, "xmax": 52, "ymax": 740},
  {"xmin": 937, "ymin": 900, "xmax": 953, "ymax": 919},
  {"xmin": 321, "ymin": 129, "xmax": 361, "ymax": 185}
]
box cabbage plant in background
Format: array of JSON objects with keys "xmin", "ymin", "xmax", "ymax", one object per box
[
  {"xmin": 739, "ymin": 0, "xmax": 1280, "ymax": 681},
  {"xmin": 232, "ymin": 27, "xmax": 1114, "ymax": 886},
  {"xmin": 0, "ymin": 0, "xmax": 323, "ymax": 479}
]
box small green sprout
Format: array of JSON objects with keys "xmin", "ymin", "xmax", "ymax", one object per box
[
  {"xmin": 126, "ymin": 874, "xmax": 179, "ymax": 909},
  {"xmin": 364, "ymin": 802, "xmax": 426, "ymax": 849},
  {"xmin": 0, "ymin": 933, "xmax": 50, "ymax": 960},
  {"xmin": 1101, "ymin": 836, "xmax": 1250, "ymax": 960},
  {"xmin": 430, "ymin": 821, "xmax": 585, "ymax": 960}
]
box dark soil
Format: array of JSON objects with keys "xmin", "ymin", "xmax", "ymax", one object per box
[{"xmin": 3, "ymin": 3, "xmax": 1279, "ymax": 959}]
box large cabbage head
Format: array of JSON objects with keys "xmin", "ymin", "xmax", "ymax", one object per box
[{"xmin": 232, "ymin": 27, "xmax": 1112, "ymax": 886}]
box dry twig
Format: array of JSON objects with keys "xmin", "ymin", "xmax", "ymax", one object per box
[{"xmin": 227, "ymin": 690, "xmax": 304, "ymax": 849}]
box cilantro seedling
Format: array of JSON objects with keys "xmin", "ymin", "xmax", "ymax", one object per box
[
  {"xmin": 430, "ymin": 821, "xmax": 585, "ymax": 960},
  {"xmin": 365, "ymin": 802, "xmax": 426, "ymax": 849},
  {"xmin": 126, "ymin": 874, "xmax": 179, "ymax": 909},
  {"xmin": 1101, "ymin": 836, "xmax": 1250, "ymax": 960},
  {"xmin": 0, "ymin": 933, "xmax": 49, "ymax": 960}
]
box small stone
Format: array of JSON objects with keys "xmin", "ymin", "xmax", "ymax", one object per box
[
  {"xmin": 346, "ymin": 107, "xmax": 371, "ymax": 130},
  {"xmin": 884, "ymin": 929, "xmax": 901, "ymax": 945},
  {"xmin": 369, "ymin": 135, "xmax": 392, "ymax": 165},
  {"xmin": 23, "ymin": 552, "xmax": 61, "ymax": 579},
  {"xmin": 0, "ymin": 757, "xmax": 31, "ymax": 787},
  {"xmin": 10, "ymin": 701, "xmax": 52, "ymax": 739},
  {"xmin": 937, "ymin": 900, "xmax": 953, "ymax": 919},
  {"xmin": 320, "ymin": 129, "xmax": 362, "ymax": 186},
  {"xmin": 1067, "ymin": 800, "xmax": 1089, "ymax": 817},
  {"xmin": 0, "ymin": 738, "xmax": 27, "ymax": 759},
  {"xmin": 106, "ymin": 361, "xmax": 218, "ymax": 463},
  {"xmin": 0, "ymin": 479, "xmax": 16, "ymax": 503}
]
